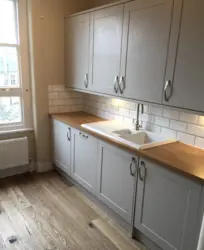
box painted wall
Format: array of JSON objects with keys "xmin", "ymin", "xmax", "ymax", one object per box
[
  {"xmin": 28, "ymin": 0, "xmax": 93, "ymax": 172},
  {"xmin": 89, "ymin": 0, "xmax": 119, "ymax": 8},
  {"xmin": 64, "ymin": 0, "xmax": 92, "ymax": 16}
]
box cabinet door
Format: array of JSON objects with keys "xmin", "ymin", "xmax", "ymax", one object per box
[
  {"xmin": 89, "ymin": 5, "xmax": 123, "ymax": 95},
  {"xmin": 71, "ymin": 129, "xmax": 98, "ymax": 194},
  {"xmin": 97, "ymin": 141, "xmax": 137, "ymax": 223},
  {"xmin": 52, "ymin": 120, "xmax": 71, "ymax": 175},
  {"xmin": 163, "ymin": 0, "xmax": 204, "ymax": 112},
  {"xmin": 120, "ymin": 0, "xmax": 174, "ymax": 103},
  {"xmin": 65, "ymin": 14, "xmax": 90, "ymax": 90},
  {"xmin": 135, "ymin": 158, "xmax": 202, "ymax": 250}
]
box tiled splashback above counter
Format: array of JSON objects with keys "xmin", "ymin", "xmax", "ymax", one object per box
[{"xmin": 48, "ymin": 85, "xmax": 204, "ymax": 149}]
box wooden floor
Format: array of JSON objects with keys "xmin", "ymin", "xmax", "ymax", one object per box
[{"xmin": 0, "ymin": 171, "xmax": 142, "ymax": 250}]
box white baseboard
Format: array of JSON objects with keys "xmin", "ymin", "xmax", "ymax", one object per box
[{"xmin": 36, "ymin": 162, "xmax": 53, "ymax": 172}]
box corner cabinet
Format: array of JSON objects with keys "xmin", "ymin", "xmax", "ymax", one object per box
[
  {"xmin": 89, "ymin": 5, "xmax": 124, "ymax": 95},
  {"xmin": 52, "ymin": 119, "xmax": 72, "ymax": 175},
  {"xmin": 96, "ymin": 141, "xmax": 137, "ymax": 223},
  {"xmin": 71, "ymin": 128, "xmax": 98, "ymax": 194},
  {"xmin": 134, "ymin": 158, "xmax": 202, "ymax": 250},
  {"xmin": 65, "ymin": 13, "xmax": 90, "ymax": 90}
]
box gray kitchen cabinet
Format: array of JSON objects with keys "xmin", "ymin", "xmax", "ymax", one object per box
[
  {"xmin": 71, "ymin": 128, "xmax": 98, "ymax": 194},
  {"xmin": 65, "ymin": 13, "xmax": 90, "ymax": 90},
  {"xmin": 97, "ymin": 141, "xmax": 137, "ymax": 223},
  {"xmin": 135, "ymin": 158, "xmax": 202, "ymax": 250},
  {"xmin": 120, "ymin": 0, "xmax": 179, "ymax": 103},
  {"xmin": 89, "ymin": 5, "xmax": 123, "ymax": 95},
  {"xmin": 52, "ymin": 119, "xmax": 71, "ymax": 175},
  {"xmin": 163, "ymin": 0, "xmax": 204, "ymax": 112}
]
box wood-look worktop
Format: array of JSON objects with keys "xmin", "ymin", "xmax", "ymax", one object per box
[{"xmin": 50, "ymin": 112, "xmax": 204, "ymax": 183}]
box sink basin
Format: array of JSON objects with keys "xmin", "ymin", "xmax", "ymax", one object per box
[
  {"xmin": 112, "ymin": 129, "xmax": 136, "ymax": 136},
  {"xmin": 81, "ymin": 121, "xmax": 176, "ymax": 150}
]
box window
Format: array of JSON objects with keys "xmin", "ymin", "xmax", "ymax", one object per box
[{"xmin": 0, "ymin": 0, "xmax": 32, "ymax": 131}]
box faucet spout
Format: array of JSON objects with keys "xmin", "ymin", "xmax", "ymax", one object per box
[{"xmin": 135, "ymin": 103, "xmax": 144, "ymax": 131}]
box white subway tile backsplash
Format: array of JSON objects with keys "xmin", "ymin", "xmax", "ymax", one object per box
[
  {"xmin": 179, "ymin": 112, "xmax": 198, "ymax": 124},
  {"xmin": 161, "ymin": 128, "xmax": 177, "ymax": 139},
  {"xmin": 58, "ymin": 92, "xmax": 71, "ymax": 99},
  {"xmin": 122, "ymin": 101, "xmax": 136, "ymax": 109},
  {"xmin": 144, "ymin": 122, "xmax": 161, "ymax": 134},
  {"xmin": 141, "ymin": 114, "xmax": 155, "ymax": 123},
  {"xmin": 187, "ymin": 124, "xmax": 204, "ymax": 137},
  {"xmin": 113, "ymin": 115, "xmax": 124, "ymax": 122},
  {"xmin": 72, "ymin": 105, "xmax": 83, "ymax": 112},
  {"xmin": 163, "ymin": 108, "xmax": 179, "ymax": 120},
  {"xmin": 150, "ymin": 105, "xmax": 162, "ymax": 116},
  {"xmin": 198, "ymin": 116, "xmax": 204, "ymax": 127},
  {"xmin": 170, "ymin": 120, "xmax": 187, "ymax": 132},
  {"xmin": 49, "ymin": 106, "xmax": 59, "ymax": 113},
  {"xmin": 48, "ymin": 85, "xmax": 204, "ymax": 149},
  {"xmin": 143, "ymin": 104, "xmax": 150, "ymax": 113},
  {"xmin": 119, "ymin": 107, "xmax": 129, "ymax": 117},
  {"xmin": 59, "ymin": 106, "xmax": 72, "ymax": 113},
  {"xmin": 155, "ymin": 116, "xmax": 170, "ymax": 128},
  {"xmin": 195, "ymin": 137, "xmax": 204, "ymax": 149},
  {"xmin": 123, "ymin": 117, "xmax": 133, "ymax": 126},
  {"xmin": 110, "ymin": 105, "xmax": 119, "ymax": 114},
  {"xmin": 129, "ymin": 110, "xmax": 137, "ymax": 119},
  {"xmin": 49, "ymin": 93, "xmax": 58, "ymax": 100},
  {"xmin": 177, "ymin": 132, "xmax": 195, "ymax": 145}
]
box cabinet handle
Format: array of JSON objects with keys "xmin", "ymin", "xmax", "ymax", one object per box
[
  {"xmin": 164, "ymin": 80, "xmax": 173, "ymax": 102},
  {"xmin": 84, "ymin": 73, "xmax": 88, "ymax": 88},
  {"xmin": 139, "ymin": 161, "xmax": 147, "ymax": 181},
  {"xmin": 114, "ymin": 76, "xmax": 119, "ymax": 93},
  {"xmin": 119, "ymin": 76, "xmax": 125, "ymax": 94},
  {"xmin": 130, "ymin": 157, "xmax": 137, "ymax": 176},
  {"xmin": 79, "ymin": 132, "xmax": 88, "ymax": 139},
  {"xmin": 67, "ymin": 127, "xmax": 71, "ymax": 141}
]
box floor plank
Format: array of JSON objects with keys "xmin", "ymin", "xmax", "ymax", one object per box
[{"xmin": 0, "ymin": 171, "xmax": 143, "ymax": 250}]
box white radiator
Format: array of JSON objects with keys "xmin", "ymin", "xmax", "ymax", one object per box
[{"xmin": 0, "ymin": 137, "xmax": 29, "ymax": 170}]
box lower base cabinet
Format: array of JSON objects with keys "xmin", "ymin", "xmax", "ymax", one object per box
[
  {"xmin": 71, "ymin": 128, "xmax": 98, "ymax": 194},
  {"xmin": 52, "ymin": 119, "xmax": 72, "ymax": 175},
  {"xmin": 135, "ymin": 158, "xmax": 202, "ymax": 250},
  {"xmin": 52, "ymin": 119, "xmax": 204, "ymax": 250},
  {"xmin": 96, "ymin": 141, "xmax": 137, "ymax": 224}
]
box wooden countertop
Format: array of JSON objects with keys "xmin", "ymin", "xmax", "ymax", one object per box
[{"xmin": 50, "ymin": 112, "xmax": 204, "ymax": 184}]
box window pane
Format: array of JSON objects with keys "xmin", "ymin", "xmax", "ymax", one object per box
[
  {"xmin": 0, "ymin": 0, "xmax": 18, "ymax": 44},
  {"xmin": 0, "ymin": 47, "xmax": 19, "ymax": 87},
  {"xmin": 0, "ymin": 97, "xmax": 22, "ymax": 124}
]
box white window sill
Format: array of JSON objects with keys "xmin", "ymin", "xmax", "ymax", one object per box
[{"xmin": 0, "ymin": 128, "xmax": 34, "ymax": 136}]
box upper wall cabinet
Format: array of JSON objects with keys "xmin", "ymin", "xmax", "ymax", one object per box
[
  {"xmin": 163, "ymin": 0, "xmax": 204, "ymax": 112},
  {"xmin": 89, "ymin": 5, "xmax": 124, "ymax": 95},
  {"xmin": 120, "ymin": 0, "xmax": 176, "ymax": 103},
  {"xmin": 65, "ymin": 14, "xmax": 90, "ymax": 90}
]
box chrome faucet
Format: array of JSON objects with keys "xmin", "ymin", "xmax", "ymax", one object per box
[{"xmin": 135, "ymin": 103, "xmax": 144, "ymax": 131}]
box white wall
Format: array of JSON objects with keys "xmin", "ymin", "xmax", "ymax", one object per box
[
  {"xmin": 29, "ymin": 0, "xmax": 90, "ymax": 172},
  {"xmin": 89, "ymin": 0, "xmax": 120, "ymax": 8}
]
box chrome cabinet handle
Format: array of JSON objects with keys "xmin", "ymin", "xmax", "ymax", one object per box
[
  {"xmin": 119, "ymin": 76, "xmax": 125, "ymax": 94},
  {"xmin": 139, "ymin": 161, "xmax": 147, "ymax": 181},
  {"xmin": 84, "ymin": 73, "xmax": 88, "ymax": 88},
  {"xmin": 130, "ymin": 157, "xmax": 137, "ymax": 176},
  {"xmin": 79, "ymin": 132, "xmax": 88, "ymax": 139},
  {"xmin": 67, "ymin": 127, "xmax": 71, "ymax": 141},
  {"xmin": 114, "ymin": 76, "xmax": 119, "ymax": 93},
  {"xmin": 164, "ymin": 80, "xmax": 173, "ymax": 102}
]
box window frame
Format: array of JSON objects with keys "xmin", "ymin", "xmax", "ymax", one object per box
[{"xmin": 0, "ymin": 0, "xmax": 32, "ymax": 131}]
